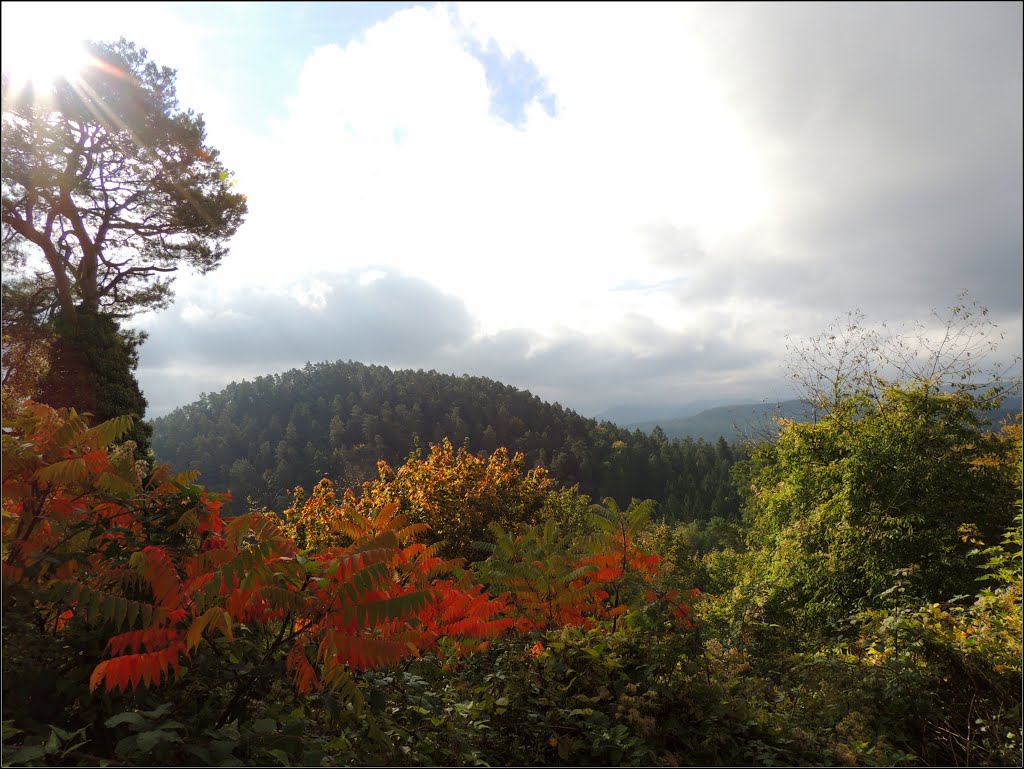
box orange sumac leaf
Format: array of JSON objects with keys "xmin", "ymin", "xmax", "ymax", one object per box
[
  {"xmin": 135, "ymin": 546, "xmax": 185, "ymax": 609},
  {"xmin": 90, "ymin": 643, "xmax": 188, "ymax": 692},
  {"xmin": 287, "ymin": 642, "xmax": 320, "ymax": 694},
  {"xmin": 106, "ymin": 626, "xmax": 182, "ymax": 656}
]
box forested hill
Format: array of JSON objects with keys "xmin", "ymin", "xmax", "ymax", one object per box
[{"xmin": 150, "ymin": 360, "xmax": 748, "ymax": 518}]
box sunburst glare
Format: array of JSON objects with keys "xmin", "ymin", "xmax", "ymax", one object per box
[{"xmin": 1, "ymin": 5, "xmax": 92, "ymax": 97}]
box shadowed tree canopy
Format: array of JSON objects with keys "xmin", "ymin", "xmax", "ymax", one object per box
[{"xmin": 1, "ymin": 38, "xmax": 248, "ymax": 323}]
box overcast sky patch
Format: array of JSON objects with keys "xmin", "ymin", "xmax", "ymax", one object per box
[{"xmin": 7, "ymin": 2, "xmax": 1016, "ymax": 420}]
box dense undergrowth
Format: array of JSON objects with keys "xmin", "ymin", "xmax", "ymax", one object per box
[{"xmin": 2, "ymin": 385, "xmax": 1021, "ymax": 766}]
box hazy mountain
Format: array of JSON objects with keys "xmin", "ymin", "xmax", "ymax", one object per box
[
  {"xmin": 629, "ymin": 390, "xmax": 1021, "ymax": 442},
  {"xmin": 594, "ymin": 397, "xmax": 756, "ymax": 425},
  {"xmin": 627, "ymin": 400, "xmax": 816, "ymax": 443}
]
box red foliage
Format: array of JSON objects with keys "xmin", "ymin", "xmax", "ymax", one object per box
[{"xmin": 3, "ymin": 402, "xmax": 699, "ymax": 697}]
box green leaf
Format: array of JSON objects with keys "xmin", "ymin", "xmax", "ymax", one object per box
[
  {"xmin": 5, "ymin": 744, "xmax": 50, "ymax": 763},
  {"xmin": 35, "ymin": 458, "xmax": 88, "ymax": 485},
  {"xmin": 43, "ymin": 730, "xmax": 60, "ymax": 754},
  {"xmin": 186, "ymin": 606, "xmax": 221, "ymax": 652},
  {"xmin": 557, "ymin": 736, "xmax": 571, "ymax": 761},
  {"xmin": 105, "ymin": 712, "xmax": 148, "ymax": 730},
  {"xmin": 135, "ymin": 728, "xmax": 183, "ymax": 752},
  {"xmin": 185, "ymin": 745, "xmax": 212, "ymax": 764},
  {"xmin": 139, "ymin": 704, "xmax": 173, "ymax": 720},
  {"xmin": 83, "ymin": 415, "xmax": 135, "ymax": 448},
  {"xmin": 86, "ymin": 589, "xmax": 101, "ymax": 624},
  {"xmin": 125, "ymin": 600, "xmax": 139, "ymax": 630},
  {"xmin": 114, "ymin": 735, "xmax": 138, "ymax": 758},
  {"xmin": 250, "ymin": 719, "xmax": 276, "ymax": 735},
  {"xmin": 103, "ymin": 593, "xmax": 118, "ymax": 624},
  {"xmin": 97, "ymin": 471, "xmax": 136, "ymax": 496},
  {"xmin": 267, "ymin": 748, "xmax": 291, "ymax": 767}
]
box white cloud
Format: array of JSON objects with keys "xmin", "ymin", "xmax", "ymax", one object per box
[
  {"xmin": 290, "ymin": 279, "xmax": 334, "ymax": 310},
  {"xmin": 206, "ymin": 2, "xmax": 772, "ymax": 349},
  {"xmin": 357, "ymin": 269, "xmax": 388, "ymax": 286},
  {"xmin": 179, "ymin": 304, "xmax": 210, "ymax": 324},
  {"xmin": 108, "ymin": 2, "xmax": 1021, "ymax": 416}
]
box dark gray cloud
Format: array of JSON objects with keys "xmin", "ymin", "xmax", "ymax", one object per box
[
  {"xmin": 136, "ymin": 270, "xmax": 775, "ymax": 417},
  {"xmin": 429, "ymin": 319, "xmax": 773, "ymax": 410},
  {"xmin": 139, "ymin": 271, "xmax": 475, "ymax": 369},
  {"xmin": 137, "ymin": 271, "xmax": 476, "ymax": 414},
  {"xmin": 671, "ymin": 3, "xmax": 1023, "ymax": 320}
]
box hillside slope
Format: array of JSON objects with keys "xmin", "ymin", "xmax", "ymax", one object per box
[{"xmin": 151, "ymin": 360, "xmax": 748, "ymax": 519}]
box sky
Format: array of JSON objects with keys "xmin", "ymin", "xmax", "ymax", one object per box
[{"xmin": 2, "ymin": 1, "xmax": 1022, "ymax": 419}]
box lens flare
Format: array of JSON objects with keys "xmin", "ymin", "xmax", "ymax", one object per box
[{"xmin": 0, "ymin": 6, "xmax": 92, "ymax": 97}]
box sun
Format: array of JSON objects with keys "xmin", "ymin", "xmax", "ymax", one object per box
[{"xmin": 0, "ymin": 4, "xmax": 93, "ymax": 96}]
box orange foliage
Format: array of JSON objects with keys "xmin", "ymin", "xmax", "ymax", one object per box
[
  {"xmin": 3, "ymin": 402, "xmax": 698, "ymax": 698},
  {"xmin": 348, "ymin": 439, "xmax": 555, "ymax": 562}
]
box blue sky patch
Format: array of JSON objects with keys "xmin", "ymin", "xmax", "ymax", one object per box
[{"xmin": 462, "ymin": 37, "xmax": 557, "ymax": 127}]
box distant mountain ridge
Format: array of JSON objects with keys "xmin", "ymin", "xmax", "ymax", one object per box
[
  {"xmin": 628, "ymin": 390, "xmax": 1022, "ymax": 443},
  {"xmin": 626, "ymin": 400, "xmax": 814, "ymax": 443},
  {"xmin": 594, "ymin": 397, "xmax": 756, "ymax": 425}
]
